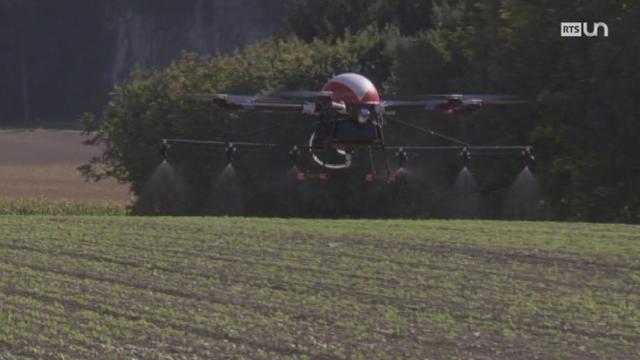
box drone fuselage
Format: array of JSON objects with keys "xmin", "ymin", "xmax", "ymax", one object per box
[
  {"xmin": 311, "ymin": 72, "xmax": 384, "ymax": 152},
  {"xmin": 313, "ymin": 111, "xmax": 383, "ymax": 149}
]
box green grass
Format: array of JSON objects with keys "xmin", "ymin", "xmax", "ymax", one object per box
[
  {"xmin": 0, "ymin": 199, "xmax": 126, "ymax": 216},
  {"xmin": 0, "ymin": 217, "xmax": 638, "ymax": 359}
]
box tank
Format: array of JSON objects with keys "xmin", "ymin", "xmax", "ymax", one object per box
[{"xmin": 322, "ymin": 73, "xmax": 381, "ymax": 105}]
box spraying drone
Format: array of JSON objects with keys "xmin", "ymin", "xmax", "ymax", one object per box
[{"xmin": 162, "ymin": 73, "xmax": 535, "ymax": 182}]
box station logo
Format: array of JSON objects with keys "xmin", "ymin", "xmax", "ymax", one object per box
[{"xmin": 561, "ymin": 22, "xmax": 609, "ymax": 37}]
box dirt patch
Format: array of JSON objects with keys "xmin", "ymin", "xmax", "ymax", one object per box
[{"xmin": 0, "ymin": 129, "xmax": 130, "ymax": 204}]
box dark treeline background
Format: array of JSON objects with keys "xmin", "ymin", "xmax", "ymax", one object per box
[
  {"xmin": 6, "ymin": 0, "xmax": 639, "ymax": 222},
  {"xmin": 0, "ymin": 0, "xmax": 284, "ymax": 124}
]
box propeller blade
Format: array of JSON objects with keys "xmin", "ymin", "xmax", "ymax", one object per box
[
  {"xmin": 187, "ymin": 93, "xmax": 271, "ymax": 104},
  {"xmin": 477, "ymin": 99, "xmax": 532, "ymax": 105},
  {"xmin": 382, "ymin": 94, "xmax": 464, "ymax": 101},
  {"xmin": 186, "ymin": 93, "xmax": 222, "ymax": 102},
  {"xmin": 460, "ymin": 94, "xmax": 521, "ymax": 102},
  {"xmin": 272, "ymin": 90, "xmax": 333, "ymax": 98},
  {"xmin": 387, "ymin": 94, "xmax": 522, "ymax": 102},
  {"xmin": 269, "ymin": 90, "xmax": 355, "ymax": 99}
]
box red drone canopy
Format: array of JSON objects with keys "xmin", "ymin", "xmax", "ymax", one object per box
[{"xmin": 321, "ymin": 73, "xmax": 381, "ymax": 105}]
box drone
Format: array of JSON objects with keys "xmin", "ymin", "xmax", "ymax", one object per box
[{"xmin": 162, "ymin": 73, "xmax": 535, "ymax": 182}]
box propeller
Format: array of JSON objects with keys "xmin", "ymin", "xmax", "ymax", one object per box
[
  {"xmin": 186, "ymin": 93, "xmax": 300, "ymax": 104},
  {"xmin": 186, "ymin": 93, "xmax": 223, "ymax": 102},
  {"xmin": 271, "ymin": 90, "xmax": 333, "ymax": 99},
  {"xmin": 457, "ymin": 94, "xmax": 531, "ymax": 106},
  {"xmin": 385, "ymin": 93, "xmax": 525, "ymax": 102},
  {"xmin": 268, "ymin": 90, "xmax": 357, "ymax": 99},
  {"xmin": 187, "ymin": 91, "xmax": 338, "ymax": 101}
]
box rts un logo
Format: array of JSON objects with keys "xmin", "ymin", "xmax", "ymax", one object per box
[{"xmin": 561, "ymin": 22, "xmax": 609, "ymax": 37}]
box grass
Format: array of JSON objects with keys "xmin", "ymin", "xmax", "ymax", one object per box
[
  {"xmin": 0, "ymin": 217, "xmax": 638, "ymax": 359},
  {"xmin": 0, "ymin": 199, "xmax": 126, "ymax": 216}
]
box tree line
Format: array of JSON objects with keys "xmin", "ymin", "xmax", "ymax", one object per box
[
  {"xmin": 83, "ymin": 0, "xmax": 640, "ymax": 222},
  {"xmin": 0, "ymin": 0, "xmax": 283, "ymax": 124}
]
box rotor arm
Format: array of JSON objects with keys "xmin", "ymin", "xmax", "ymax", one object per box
[
  {"xmin": 189, "ymin": 93, "xmax": 348, "ymax": 115},
  {"xmin": 376, "ymin": 94, "xmax": 525, "ymax": 116},
  {"xmin": 209, "ymin": 94, "xmax": 306, "ymax": 113},
  {"xmin": 376, "ymin": 99, "xmax": 478, "ymax": 116}
]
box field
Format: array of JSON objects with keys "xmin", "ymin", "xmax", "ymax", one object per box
[
  {"xmin": 0, "ymin": 217, "xmax": 638, "ymax": 359},
  {"xmin": 0, "ymin": 129, "xmax": 130, "ymax": 209}
]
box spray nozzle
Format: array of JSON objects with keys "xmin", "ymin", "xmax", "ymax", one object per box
[
  {"xmin": 459, "ymin": 147, "xmax": 471, "ymax": 168},
  {"xmin": 225, "ymin": 143, "xmax": 237, "ymax": 163},
  {"xmin": 161, "ymin": 139, "xmax": 170, "ymax": 160},
  {"xmin": 522, "ymin": 146, "xmax": 535, "ymax": 169},
  {"xmin": 396, "ymin": 147, "xmax": 408, "ymax": 168},
  {"xmin": 289, "ymin": 145, "xmax": 301, "ymax": 166}
]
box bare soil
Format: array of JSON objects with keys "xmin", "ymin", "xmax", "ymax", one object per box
[{"xmin": 0, "ymin": 129, "xmax": 130, "ymax": 204}]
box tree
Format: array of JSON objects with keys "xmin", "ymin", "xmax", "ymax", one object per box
[
  {"xmin": 83, "ymin": 0, "xmax": 640, "ymax": 222},
  {"xmin": 82, "ymin": 29, "xmax": 406, "ymax": 216},
  {"xmin": 284, "ymin": 0, "xmax": 434, "ymax": 41}
]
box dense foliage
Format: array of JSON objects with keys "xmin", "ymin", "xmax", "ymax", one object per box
[{"xmin": 83, "ymin": 0, "xmax": 640, "ymax": 222}]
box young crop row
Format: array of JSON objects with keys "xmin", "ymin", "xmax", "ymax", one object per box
[
  {"xmin": 0, "ymin": 199, "xmax": 126, "ymax": 216},
  {"xmin": 0, "ymin": 216, "xmax": 638, "ymax": 358}
]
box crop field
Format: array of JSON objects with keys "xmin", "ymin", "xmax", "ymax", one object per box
[{"xmin": 0, "ymin": 217, "xmax": 638, "ymax": 359}]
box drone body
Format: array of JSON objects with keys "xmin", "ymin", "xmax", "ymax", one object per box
[
  {"xmin": 165, "ymin": 73, "xmax": 533, "ymax": 181},
  {"xmin": 322, "ymin": 73, "xmax": 381, "ymax": 105}
]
